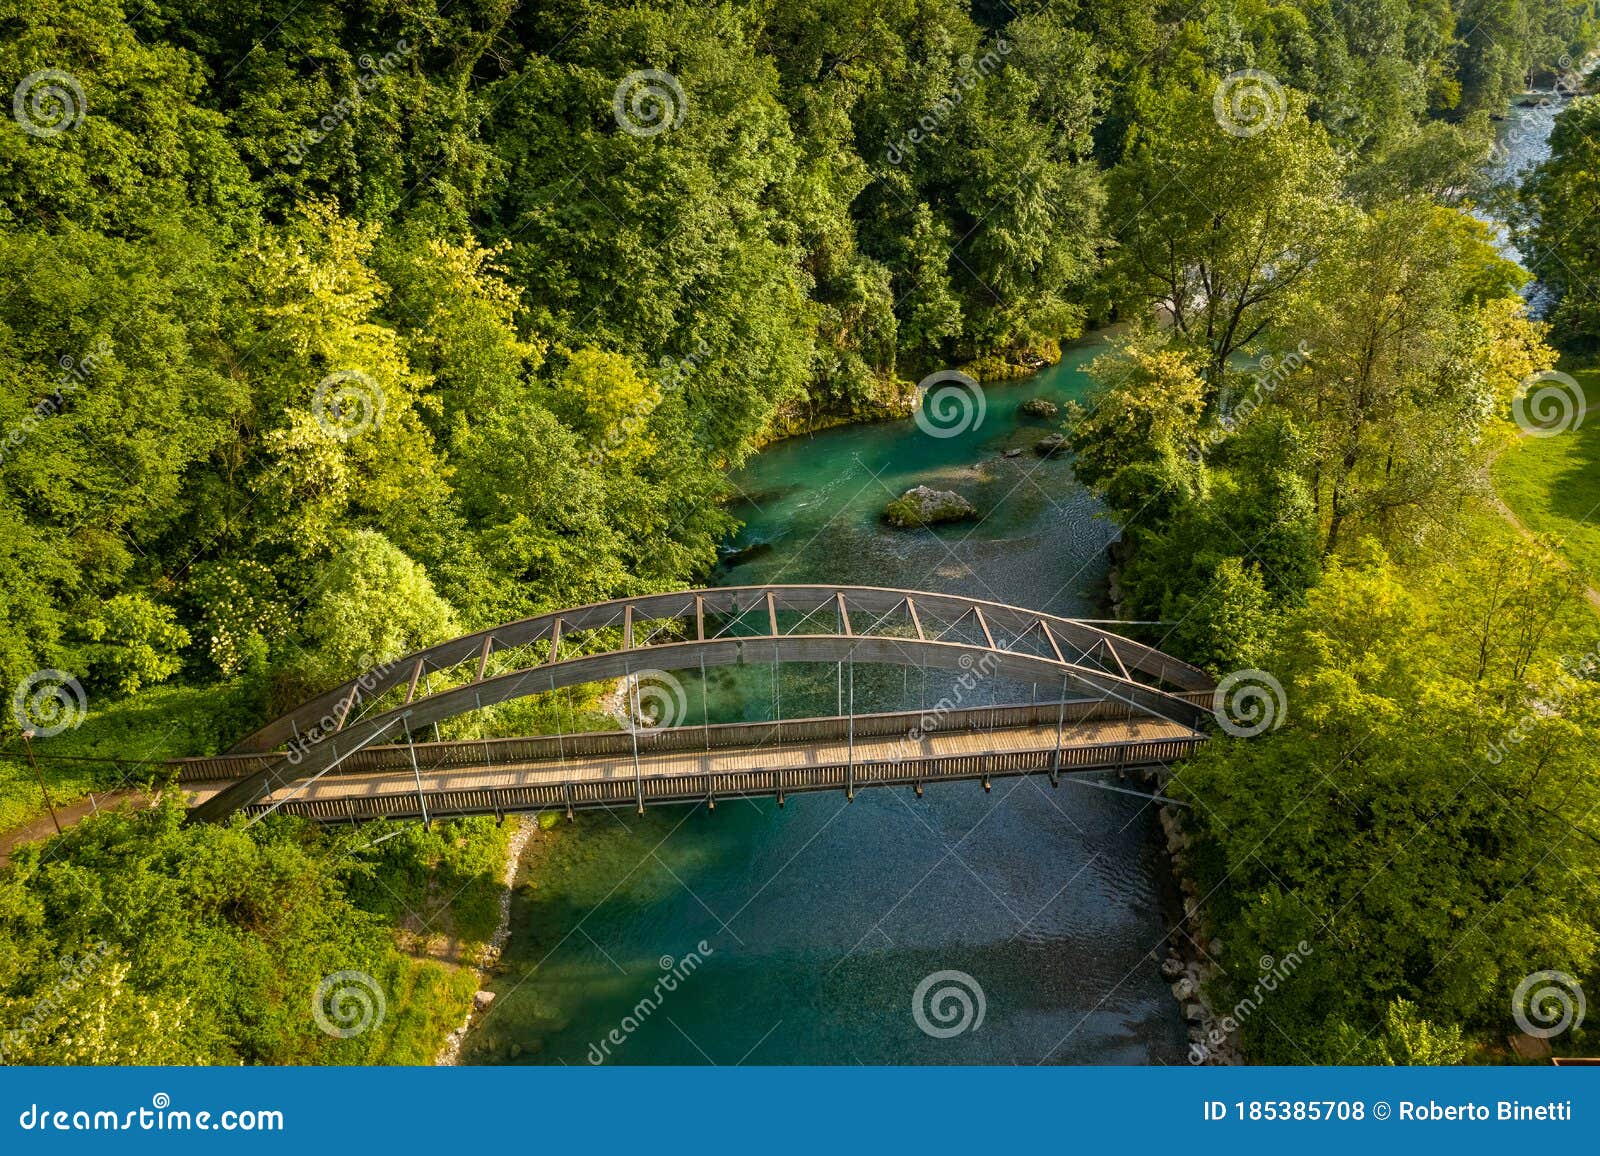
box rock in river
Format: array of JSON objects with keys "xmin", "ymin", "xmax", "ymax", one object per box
[
  {"xmin": 1034, "ymin": 433, "xmax": 1066, "ymax": 457},
  {"xmin": 883, "ymin": 485, "xmax": 978, "ymax": 528},
  {"xmin": 1019, "ymin": 397, "xmax": 1059, "ymax": 419}
]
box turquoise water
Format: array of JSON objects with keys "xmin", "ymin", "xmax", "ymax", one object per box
[
  {"xmin": 461, "ymin": 98, "xmax": 1561, "ymax": 1067},
  {"xmin": 463, "ymin": 340, "xmax": 1189, "ymax": 1066}
]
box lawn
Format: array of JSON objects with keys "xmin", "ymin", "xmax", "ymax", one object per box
[
  {"xmin": 1492, "ymin": 367, "xmax": 1600, "ymax": 579},
  {"xmin": 0, "ymin": 681, "xmax": 243, "ymax": 831}
]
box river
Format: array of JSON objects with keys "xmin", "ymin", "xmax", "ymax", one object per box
[
  {"xmin": 1482, "ymin": 89, "xmax": 1571, "ymax": 298},
  {"xmin": 460, "ymin": 97, "xmax": 1566, "ymax": 1068},
  {"xmin": 462, "ymin": 345, "xmax": 1190, "ymax": 1065}
]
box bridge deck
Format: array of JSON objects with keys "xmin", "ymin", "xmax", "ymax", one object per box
[{"xmin": 187, "ymin": 715, "xmax": 1201, "ymax": 823}]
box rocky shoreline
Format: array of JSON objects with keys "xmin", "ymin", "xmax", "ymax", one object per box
[
  {"xmin": 435, "ymin": 815, "xmax": 536, "ymax": 1066},
  {"xmin": 1153, "ymin": 791, "xmax": 1242, "ymax": 1064},
  {"xmin": 1106, "ymin": 535, "xmax": 1241, "ymax": 1064}
]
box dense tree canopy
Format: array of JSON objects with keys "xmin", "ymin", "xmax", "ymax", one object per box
[{"xmin": 0, "ymin": 0, "xmax": 1597, "ymax": 1069}]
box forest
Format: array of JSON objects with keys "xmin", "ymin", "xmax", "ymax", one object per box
[{"xmin": 3, "ymin": 0, "xmax": 1600, "ymax": 1065}]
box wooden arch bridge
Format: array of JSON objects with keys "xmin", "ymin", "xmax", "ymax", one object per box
[{"xmin": 182, "ymin": 585, "xmax": 1217, "ymax": 824}]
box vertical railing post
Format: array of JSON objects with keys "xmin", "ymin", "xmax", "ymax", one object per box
[
  {"xmin": 403, "ymin": 718, "xmax": 431, "ymax": 830},
  {"xmin": 1051, "ymin": 674, "xmax": 1067, "ymax": 787},
  {"xmin": 700, "ymin": 652, "xmax": 710, "ymax": 752},
  {"xmin": 846, "ymin": 650, "xmax": 855, "ymax": 801},
  {"xmin": 626, "ymin": 659, "xmax": 644, "ymax": 814}
]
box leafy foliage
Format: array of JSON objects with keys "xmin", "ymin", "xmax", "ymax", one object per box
[{"xmin": 1175, "ymin": 540, "xmax": 1600, "ymax": 1064}]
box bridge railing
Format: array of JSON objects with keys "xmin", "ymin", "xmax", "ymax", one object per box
[
  {"xmin": 242, "ymin": 734, "xmax": 1207, "ymax": 824},
  {"xmin": 175, "ymin": 691, "xmax": 1216, "ymax": 784}
]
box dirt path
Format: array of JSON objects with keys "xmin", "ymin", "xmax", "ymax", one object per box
[{"xmin": 0, "ymin": 788, "xmax": 153, "ymax": 867}]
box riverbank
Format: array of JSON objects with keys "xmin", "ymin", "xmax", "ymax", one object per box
[
  {"xmin": 458, "ymin": 331, "xmax": 1187, "ymax": 1065},
  {"xmin": 759, "ymin": 345, "xmax": 1064, "ymax": 449},
  {"xmin": 436, "ymin": 815, "xmax": 541, "ymax": 1065}
]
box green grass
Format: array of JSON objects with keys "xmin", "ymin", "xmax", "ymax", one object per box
[
  {"xmin": 0, "ymin": 681, "xmax": 242, "ymax": 831},
  {"xmin": 1492, "ymin": 367, "xmax": 1600, "ymax": 579}
]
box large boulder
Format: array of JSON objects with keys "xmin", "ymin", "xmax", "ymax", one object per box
[
  {"xmin": 1019, "ymin": 397, "xmax": 1059, "ymax": 419},
  {"xmin": 1034, "ymin": 433, "xmax": 1066, "ymax": 457},
  {"xmin": 883, "ymin": 485, "xmax": 978, "ymax": 528}
]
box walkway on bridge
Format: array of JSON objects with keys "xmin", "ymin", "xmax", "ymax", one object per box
[
  {"xmin": 181, "ymin": 703, "xmax": 1205, "ymax": 824},
  {"xmin": 187, "ymin": 584, "xmax": 1217, "ymax": 823}
]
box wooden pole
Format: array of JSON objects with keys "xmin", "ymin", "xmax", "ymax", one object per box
[{"xmin": 21, "ymin": 732, "xmax": 61, "ymax": 835}]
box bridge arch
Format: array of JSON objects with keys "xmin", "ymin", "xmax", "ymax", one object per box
[{"xmin": 191, "ymin": 585, "xmax": 1213, "ymax": 822}]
